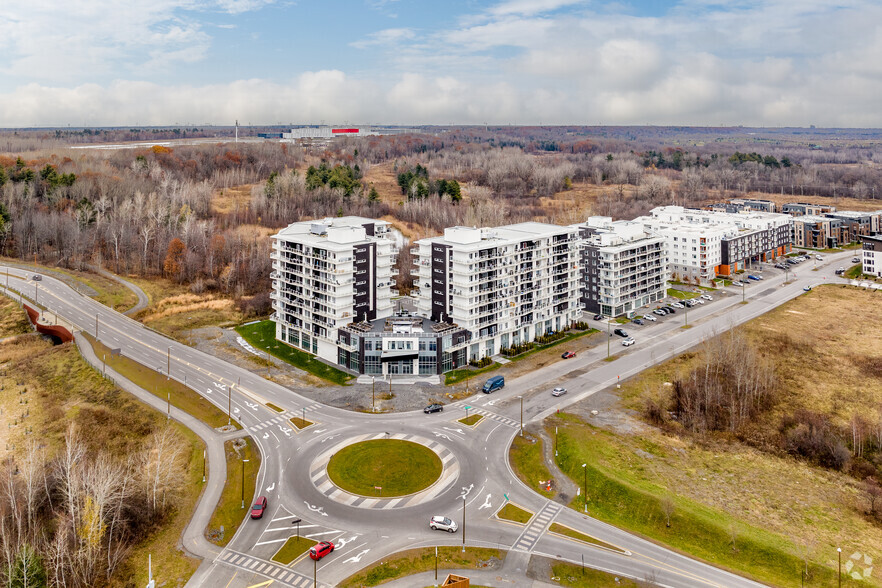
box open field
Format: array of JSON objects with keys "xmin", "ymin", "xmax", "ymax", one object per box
[
  {"xmin": 508, "ymin": 284, "xmax": 882, "ymax": 586},
  {"xmin": 338, "ymin": 546, "xmax": 503, "ymax": 588},
  {"xmin": 211, "ymin": 183, "xmax": 255, "ymax": 215},
  {"xmin": 206, "ymin": 438, "xmax": 261, "ymax": 546},
  {"xmin": 0, "ymin": 295, "xmax": 204, "ymax": 586},
  {"xmin": 130, "ymin": 277, "xmax": 245, "ymax": 342},
  {"xmin": 621, "ymin": 284, "xmax": 882, "ymax": 425}
]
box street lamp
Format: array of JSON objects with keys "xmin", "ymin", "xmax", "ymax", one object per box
[
  {"xmin": 241, "ymin": 459, "xmax": 250, "ymax": 509},
  {"xmin": 462, "ymin": 494, "xmax": 466, "ymax": 552},
  {"xmin": 518, "ymin": 396, "xmax": 523, "ymax": 437},
  {"xmin": 202, "ymin": 449, "xmax": 206, "ymax": 483},
  {"xmin": 606, "ymin": 318, "xmax": 610, "ymax": 359},
  {"xmin": 372, "ymin": 376, "xmax": 375, "ymax": 412},
  {"xmin": 582, "ymin": 463, "xmax": 587, "ymax": 512},
  {"xmin": 292, "ymin": 517, "xmax": 302, "ymax": 538},
  {"xmin": 838, "ymin": 547, "xmax": 842, "ymax": 588}
]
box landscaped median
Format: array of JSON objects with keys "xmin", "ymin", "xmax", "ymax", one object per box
[
  {"xmin": 235, "ymin": 320, "xmax": 353, "ymax": 385},
  {"xmin": 327, "ymin": 439, "xmax": 441, "ymax": 498},
  {"xmin": 338, "ymin": 547, "xmax": 503, "ymax": 588},
  {"xmin": 457, "ymin": 414, "xmax": 483, "ymax": 426},
  {"xmin": 272, "ymin": 536, "xmax": 317, "ymax": 565},
  {"xmin": 496, "ymin": 502, "xmax": 533, "ymax": 524},
  {"xmin": 83, "ymin": 332, "xmax": 239, "ymax": 429},
  {"xmin": 206, "ymin": 438, "xmax": 261, "ymax": 546},
  {"xmin": 548, "ymin": 523, "xmax": 628, "ymax": 555}
]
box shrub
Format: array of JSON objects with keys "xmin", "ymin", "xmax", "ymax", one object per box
[{"xmin": 468, "ymin": 356, "xmax": 493, "ymax": 368}]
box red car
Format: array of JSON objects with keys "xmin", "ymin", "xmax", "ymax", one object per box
[
  {"xmin": 309, "ymin": 541, "xmax": 334, "ymax": 560},
  {"xmin": 250, "ymin": 496, "xmax": 267, "ymax": 519},
  {"xmin": 561, "ymin": 351, "xmax": 576, "ymax": 359}
]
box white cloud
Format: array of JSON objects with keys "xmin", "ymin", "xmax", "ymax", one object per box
[
  {"xmin": 351, "ymin": 28, "xmax": 416, "ymax": 49},
  {"xmin": 488, "ymin": 0, "xmax": 587, "ymax": 17}
]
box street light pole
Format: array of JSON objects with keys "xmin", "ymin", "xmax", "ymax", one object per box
[
  {"xmin": 462, "ymin": 495, "xmax": 466, "ymax": 552},
  {"xmin": 518, "ymin": 396, "xmax": 523, "ymax": 437},
  {"xmin": 372, "ymin": 376, "xmax": 375, "ymax": 412},
  {"xmin": 606, "ymin": 318, "xmax": 610, "ymax": 358},
  {"xmin": 838, "ymin": 547, "xmax": 842, "ymax": 588},
  {"xmin": 554, "ymin": 426, "xmax": 558, "ymax": 457},
  {"xmin": 241, "ymin": 459, "xmax": 250, "ymax": 509},
  {"xmin": 582, "ymin": 463, "xmax": 587, "ymax": 512},
  {"xmin": 202, "ymin": 449, "xmax": 206, "ymax": 483}
]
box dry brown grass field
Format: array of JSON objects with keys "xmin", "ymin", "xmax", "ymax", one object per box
[
  {"xmin": 605, "ymin": 284, "xmax": 882, "ymax": 576},
  {"xmin": 211, "ymin": 184, "xmax": 254, "ymax": 215}
]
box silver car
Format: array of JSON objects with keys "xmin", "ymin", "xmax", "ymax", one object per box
[
  {"xmin": 430, "ymin": 515, "xmax": 458, "ymax": 533},
  {"xmin": 551, "ymin": 387, "xmax": 567, "ymax": 397}
]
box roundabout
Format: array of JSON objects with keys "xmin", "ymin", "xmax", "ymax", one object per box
[
  {"xmin": 309, "ymin": 432, "xmax": 460, "ymax": 509},
  {"xmin": 327, "ymin": 438, "xmax": 442, "ymax": 497}
]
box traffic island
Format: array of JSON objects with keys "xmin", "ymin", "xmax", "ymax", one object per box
[
  {"xmin": 458, "ymin": 414, "xmax": 483, "ymax": 427},
  {"xmin": 327, "ymin": 439, "xmax": 442, "ymax": 498},
  {"xmin": 548, "ymin": 523, "xmax": 629, "ymax": 555},
  {"xmin": 495, "ymin": 503, "xmax": 533, "ymax": 524},
  {"xmin": 289, "ymin": 416, "xmax": 314, "ymax": 430},
  {"xmin": 271, "ymin": 536, "xmax": 317, "ymax": 565},
  {"xmin": 309, "ymin": 432, "xmax": 460, "ymax": 509}
]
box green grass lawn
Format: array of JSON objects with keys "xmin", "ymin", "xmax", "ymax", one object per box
[
  {"xmin": 667, "ymin": 288, "xmax": 700, "ymax": 300},
  {"xmin": 546, "ymin": 414, "xmax": 845, "ymax": 587},
  {"xmin": 548, "ymin": 523, "xmax": 627, "ymax": 554},
  {"xmin": 83, "ymin": 332, "xmax": 239, "ymax": 429},
  {"xmin": 496, "ymin": 503, "xmax": 533, "ymax": 524},
  {"xmin": 235, "ymin": 320, "xmax": 353, "ymax": 385},
  {"xmin": 458, "ymin": 414, "xmax": 483, "ymax": 426},
  {"xmin": 444, "ymin": 361, "xmax": 501, "ymax": 386},
  {"xmin": 206, "ymin": 438, "xmax": 261, "ymax": 546},
  {"xmin": 266, "ymin": 402, "xmax": 285, "ymax": 413},
  {"xmin": 502, "ymin": 328, "xmax": 599, "ymax": 363},
  {"xmin": 271, "ymin": 536, "xmax": 317, "ymax": 565},
  {"xmin": 551, "ymin": 562, "xmax": 643, "ymax": 587},
  {"xmin": 327, "ymin": 439, "xmax": 441, "ymax": 497},
  {"xmin": 508, "ymin": 433, "xmax": 555, "ymax": 499},
  {"xmin": 338, "ymin": 547, "xmax": 503, "ymax": 588},
  {"xmin": 845, "ymin": 264, "xmax": 868, "ymax": 280},
  {"xmin": 289, "ymin": 416, "xmax": 314, "ymax": 430}
]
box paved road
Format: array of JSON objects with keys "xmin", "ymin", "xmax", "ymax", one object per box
[{"xmin": 0, "ymin": 252, "xmax": 855, "ymax": 588}]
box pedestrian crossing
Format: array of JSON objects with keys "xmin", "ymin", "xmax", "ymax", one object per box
[
  {"xmin": 217, "ymin": 549, "xmax": 316, "ymax": 586},
  {"xmin": 471, "ymin": 408, "xmax": 519, "ymax": 428},
  {"xmin": 249, "ymin": 414, "xmax": 292, "ymax": 432},
  {"xmin": 249, "ymin": 404, "xmax": 321, "ymax": 433},
  {"xmin": 512, "ymin": 501, "xmax": 561, "ymax": 552}
]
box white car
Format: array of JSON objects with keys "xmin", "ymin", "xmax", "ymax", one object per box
[
  {"xmin": 671, "ymin": 302, "xmax": 685, "ymax": 309},
  {"xmin": 695, "ymin": 298, "xmax": 705, "ymax": 304},
  {"xmin": 430, "ymin": 516, "xmax": 458, "ymax": 533},
  {"xmin": 642, "ymin": 314, "xmax": 657, "ymax": 322},
  {"xmin": 815, "ymin": 255, "xmax": 823, "ymax": 261},
  {"xmin": 732, "ymin": 281, "xmax": 743, "ymax": 287},
  {"xmin": 622, "ymin": 337, "xmax": 635, "ymax": 347},
  {"xmin": 700, "ymin": 294, "xmax": 713, "ymax": 301},
  {"xmin": 551, "ymin": 387, "xmax": 567, "ymax": 397}
]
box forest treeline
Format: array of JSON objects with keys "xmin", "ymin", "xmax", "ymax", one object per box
[{"xmin": 1, "ymin": 129, "xmax": 881, "ymax": 301}]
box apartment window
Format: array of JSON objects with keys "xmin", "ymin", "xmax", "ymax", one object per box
[{"xmin": 365, "ymin": 340, "xmax": 373, "ymax": 351}]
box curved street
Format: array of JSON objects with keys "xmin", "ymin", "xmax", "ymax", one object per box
[{"xmin": 0, "ymin": 251, "xmax": 857, "ymax": 587}]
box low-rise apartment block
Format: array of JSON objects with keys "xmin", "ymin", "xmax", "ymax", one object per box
[
  {"xmin": 575, "ymin": 217, "xmax": 667, "ymax": 317},
  {"xmin": 270, "ymin": 216, "xmax": 397, "ymax": 361},
  {"xmin": 782, "ymin": 202, "xmax": 836, "ymax": 216},
  {"xmin": 861, "ymin": 235, "xmax": 882, "ymax": 277},
  {"xmin": 414, "ymin": 223, "xmax": 582, "ymax": 360}
]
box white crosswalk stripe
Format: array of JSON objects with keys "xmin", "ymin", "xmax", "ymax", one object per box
[{"xmin": 512, "ymin": 501, "xmax": 561, "ymax": 551}]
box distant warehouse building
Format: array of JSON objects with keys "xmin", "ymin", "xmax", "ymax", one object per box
[{"xmin": 282, "ymin": 125, "xmax": 418, "ymax": 140}]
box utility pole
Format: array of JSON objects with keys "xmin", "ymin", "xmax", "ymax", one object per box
[
  {"xmin": 462, "ymin": 495, "xmax": 466, "ymax": 552},
  {"xmin": 241, "ymin": 459, "xmax": 250, "ymax": 508},
  {"xmin": 519, "ymin": 396, "xmax": 524, "ymax": 437}
]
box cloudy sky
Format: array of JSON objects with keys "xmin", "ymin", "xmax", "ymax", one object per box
[{"xmin": 0, "ymin": 0, "xmax": 880, "ymax": 127}]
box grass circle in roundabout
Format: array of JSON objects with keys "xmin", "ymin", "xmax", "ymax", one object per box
[{"xmin": 326, "ymin": 439, "xmax": 443, "ymax": 498}]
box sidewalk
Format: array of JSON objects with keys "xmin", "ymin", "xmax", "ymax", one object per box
[{"xmin": 73, "ymin": 332, "xmax": 227, "ymax": 583}]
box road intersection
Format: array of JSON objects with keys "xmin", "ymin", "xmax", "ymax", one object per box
[{"xmin": 0, "ymin": 252, "xmax": 856, "ymax": 587}]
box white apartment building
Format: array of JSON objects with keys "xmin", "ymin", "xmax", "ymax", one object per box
[
  {"xmin": 575, "ymin": 217, "xmax": 667, "ymax": 317},
  {"xmin": 862, "ymin": 235, "xmax": 882, "ymax": 277},
  {"xmin": 636, "ymin": 206, "xmax": 792, "ymax": 282},
  {"xmin": 413, "ymin": 223, "xmax": 581, "ymax": 359},
  {"xmin": 270, "ymin": 216, "xmax": 397, "ymax": 361}
]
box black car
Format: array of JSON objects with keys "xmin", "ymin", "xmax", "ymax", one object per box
[
  {"xmin": 632, "ymin": 318, "xmax": 644, "ymax": 325},
  {"xmin": 665, "ymin": 306, "xmax": 677, "ymax": 313},
  {"xmin": 593, "ymin": 314, "xmax": 604, "ymax": 321},
  {"xmin": 423, "ymin": 403, "xmax": 443, "ymax": 414},
  {"xmin": 613, "ymin": 328, "xmax": 628, "ymax": 337}
]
